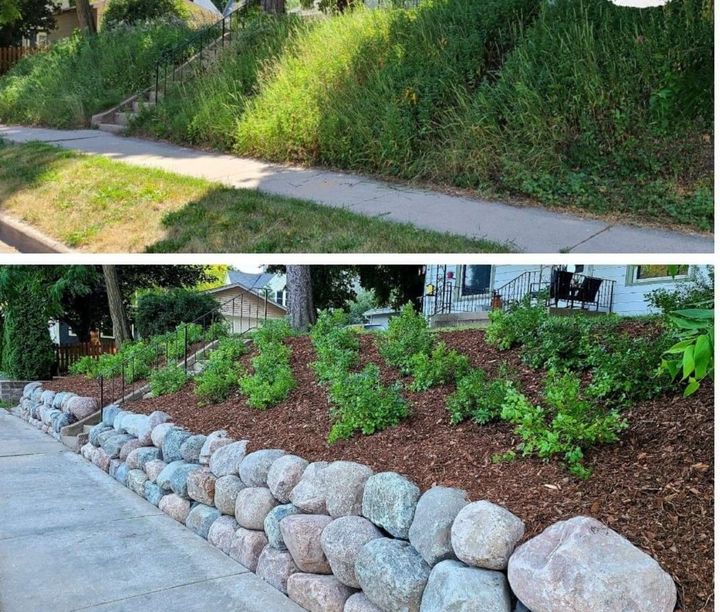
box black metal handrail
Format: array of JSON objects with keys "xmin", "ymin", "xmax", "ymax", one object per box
[
  {"xmin": 153, "ymin": 0, "xmax": 258, "ymax": 100},
  {"xmin": 97, "ymin": 290, "xmax": 273, "ymax": 408}
]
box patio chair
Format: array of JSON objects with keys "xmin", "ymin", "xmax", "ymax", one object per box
[
  {"xmin": 576, "ymin": 277, "xmax": 603, "ymax": 310},
  {"xmin": 550, "ymin": 270, "xmax": 575, "ymax": 305}
]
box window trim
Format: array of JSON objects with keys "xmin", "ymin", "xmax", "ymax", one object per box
[
  {"xmin": 457, "ymin": 265, "xmax": 494, "ymax": 298},
  {"xmin": 626, "ymin": 265, "xmax": 690, "ymax": 286}
]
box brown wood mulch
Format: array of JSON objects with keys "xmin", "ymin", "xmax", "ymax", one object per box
[{"xmin": 55, "ymin": 329, "xmax": 712, "ymax": 611}]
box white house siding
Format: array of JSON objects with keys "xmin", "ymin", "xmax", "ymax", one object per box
[
  {"xmin": 212, "ymin": 287, "xmax": 286, "ymax": 333},
  {"xmin": 423, "ymin": 265, "xmax": 710, "ymax": 318}
]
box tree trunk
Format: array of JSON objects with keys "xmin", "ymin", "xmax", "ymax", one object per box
[
  {"xmin": 287, "ymin": 265, "xmax": 315, "ymax": 331},
  {"xmin": 261, "ymin": 0, "xmax": 285, "ymax": 13},
  {"xmin": 102, "ymin": 265, "xmax": 132, "ymax": 348},
  {"xmin": 75, "ymin": 0, "xmax": 96, "ymax": 34}
]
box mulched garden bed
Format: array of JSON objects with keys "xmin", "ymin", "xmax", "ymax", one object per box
[
  {"xmin": 117, "ymin": 329, "xmax": 712, "ymax": 611},
  {"xmin": 43, "ymin": 374, "xmax": 143, "ymax": 404}
]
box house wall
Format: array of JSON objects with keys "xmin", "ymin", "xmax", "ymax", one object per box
[{"xmin": 211, "ymin": 286, "xmax": 286, "ymax": 333}]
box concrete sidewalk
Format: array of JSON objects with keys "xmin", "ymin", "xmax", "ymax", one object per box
[
  {"xmin": 0, "ymin": 411, "xmax": 301, "ymax": 612},
  {"xmin": 0, "ymin": 125, "xmax": 712, "ymax": 253}
]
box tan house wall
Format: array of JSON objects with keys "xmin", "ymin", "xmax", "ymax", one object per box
[{"xmin": 211, "ymin": 286, "xmax": 286, "ymax": 334}]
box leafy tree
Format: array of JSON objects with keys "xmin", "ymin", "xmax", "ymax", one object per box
[
  {"xmin": 103, "ymin": 0, "xmax": 183, "ymax": 28},
  {"xmin": 0, "ymin": 0, "xmax": 57, "ymax": 46}
]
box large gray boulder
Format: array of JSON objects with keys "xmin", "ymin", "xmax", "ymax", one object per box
[
  {"xmin": 208, "ymin": 515, "xmax": 239, "ymax": 554},
  {"xmin": 159, "ymin": 493, "xmax": 191, "ymax": 523},
  {"xmin": 229, "ymin": 527, "xmax": 269, "ymax": 572},
  {"xmin": 102, "ymin": 404, "xmax": 120, "ymax": 428},
  {"xmin": 162, "ymin": 428, "xmax": 192, "ymax": 463},
  {"xmin": 451, "ymin": 501, "xmax": 524, "ymax": 570},
  {"xmin": 199, "ymin": 430, "xmax": 232, "ymax": 466},
  {"xmin": 239, "ymin": 449, "xmax": 286, "ymax": 487},
  {"xmin": 67, "ymin": 396, "xmax": 98, "ymax": 420},
  {"xmin": 180, "ymin": 434, "xmax": 207, "ymax": 464},
  {"xmin": 320, "ymin": 516, "xmax": 383, "ymax": 588},
  {"xmin": 100, "ymin": 433, "xmax": 134, "ymax": 459},
  {"xmin": 127, "ymin": 469, "xmax": 149, "ymax": 496},
  {"xmin": 287, "ymin": 573, "xmax": 355, "ymax": 612},
  {"xmin": 187, "ymin": 467, "xmax": 216, "ymax": 506},
  {"xmin": 362, "ymin": 472, "xmax": 420, "ymax": 539},
  {"xmin": 264, "ymin": 503, "xmax": 303, "ymax": 551},
  {"xmin": 420, "ymin": 560, "xmax": 512, "ymax": 611},
  {"xmin": 235, "ymin": 487, "xmax": 278, "ymax": 530},
  {"xmin": 209, "ymin": 440, "xmax": 249, "ymax": 477},
  {"xmin": 214, "ymin": 474, "xmax": 245, "ymax": 515},
  {"xmin": 150, "ymin": 422, "xmax": 175, "ymax": 448},
  {"xmin": 280, "ymin": 514, "xmax": 333, "ymax": 574},
  {"xmin": 355, "ymin": 538, "xmax": 431, "ymax": 612},
  {"xmin": 186, "ymin": 504, "xmax": 221, "ymax": 539},
  {"xmin": 23, "ymin": 381, "xmax": 42, "ymax": 399},
  {"xmin": 267, "ymin": 454, "xmax": 308, "ymax": 503},
  {"xmin": 112, "ymin": 409, "xmax": 130, "ymax": 431},
  {"xmin": 143, "ymin": 459, "xmax": 167, "ymax": 483},
  {"xmin": 345, "ymin": 593, "xmax": 383, "ymax": 612},
  {"xmin": 125, "ymin": 446, "xmax": 162, "ymax": 471},
  {"xmin": 409, "ymin": 487, "xmax": 469, "ymax": 566},
  {"xmin": 323, "ymin": 461, "xmax": 373, "ymax": 518},
  {"xmin": 256, "ymin": 546, "xmax": 300, "ymax": 595},
  {"xmin": 507, "ymin": 516, "xmax": 677, "ymax": 612},
  {"xmin": 290, "ymin": 461, "xmax": 329, "ymax": 513},
  {"xmin": 143, "ymin": 481, "xmax": 164, "ymax": 507},
  {"xmin": 155, "ymin": 461, "xmax": 202, "ymax": 497},
  {"xmin": 121, "ymin": 413, "xmax": 151, "ymax": 441}
]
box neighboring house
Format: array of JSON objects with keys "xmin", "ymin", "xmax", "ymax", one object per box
[
  {"xmin": 49, "ymin": 320, "xmax": 115, "ymax": 345},
  {"xmin": 205, "ymin": 269, "xmax": 287, "ymax": 333},
  {"xmin": 423, "ymin": 264, "xmax": 710, "ymax": 327},
  {"xmin": 362, "ymin": 307, "xmax": 398, "ymax": 331}
]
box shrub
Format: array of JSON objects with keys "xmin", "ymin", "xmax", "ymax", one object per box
[
  {"xmin": 500, "ymin": 373, "xmax": 627, "ymax": 478},
  {"xmin": 69, "ymin": 355, "xmax": 100, "ymax": 378},
  {"xmin": 378, "ymin": 304, "xmax": 433, "ymax": 374},
  {"xmin": 646, "ymin": 269, "xmax": 714, "ymax": 316},
  {"xmin": 155, "ymin": 322, "xmax": 206, "ymax": 361},
  {"xmin": 409, "ymin": 342, "xmax": 470, "ymax": 392},
  {"xmin": 204, "ymin": 320, "xmax": 231, "ymax": 342},
  {"xmin": 136, "ymin": 288, "xmax": 218, "ymax": 338},
  {"xmin": 194, "ymin": 337, "xmax": 248, "ymax": 403},
  {"xmin": 327, "ymin": 365, "xmax": 408, "ymax": 443},
  {"xmin": 311, "ymin": 310, "xmax": 359, "ymax": 382},
  {"xmin": 251, "ymin": 318, "xmax": 293, "ymax": 347},
  {"xmin": 103, "ymin": 0, "xmax": 184, "ymax": 28},
  {"xmin": 240, "ymin": 341, "xmax": 295, "ymax": 409},
  {"xmin": 485, "ymin": 297, "xmax": 548, "ymax": 350},
  {"xmin": 447, "ymin": 369, "xmax": 509, "ymax": 425},
  {"xmin": 0, "ymin": 21, "xmax": 191, "ymax": 128},
  {"xmin": 149, "ymin": 364, "xmax": 189, "ymax": 396}
]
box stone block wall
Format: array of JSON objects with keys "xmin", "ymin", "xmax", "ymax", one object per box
[{"xmin": 15, "ymin": 382, "xmax": 678, "ymax": 612}]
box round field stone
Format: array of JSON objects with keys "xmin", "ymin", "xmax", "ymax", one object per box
[
  {"xmin": 144, "ymin": 481, "xmax": 164, "ymax": 506},
  {"xmin": 23, "ymin": 381, "xmax": 42, "ymax": 399},
  {"xmin": 156, "ymin": 461, "xmax": 202, "ymax": 497},
  {"xmin": 320, "ymin": 516, "xmax": 383, "ymax": 588},
  {"xmin": 187, "ymin": 468, "xmax": 216, "ymax": 506},
  {"xmin": 89, "ymin": 424, "xmax": 113, "ymax": 447},
  {"xmin": 114, "ymin": 463, "xmax": 130, "ymax": 486},
  {"xmin": 235, "ymin": 487, "xmax": 278, "ymax": 530},
  {"xmin": 101, "ymin": 433, "xmax": 134, "ymax": 459},
  {"xmin": 323, "ymin": 461, "xmax": 373, "ymax": 518},
  {"xmin": 280, "ymin": 514, "xmax": 333, "ymax": 574},
  {"xmin": 362, "ymin": 472, "xmax": 420, "ymax": 539},
  {"xmin": 96, "ymin": 428, "xmax": 119, "ymax": 448},
  {"xmin": 102, "ymin": 404, "xmax": 120, "ymax": 427},
  {"xmin": 162, "ymin": 428, "xmax": 192, "ymax": 463},
  {"xmin": 108, "ymin": 459, "xmax": 122, "ymax": 479},
  {"xmin": 159, "ymin": 493, "xmax": 191, "ymax": 523},
  {"xmin": 345, "ymin": 593, "xmax": 383, "ymax": 612},
  {"xmin": 419, "ymin": 559, "xmax": 512, "ymax": 612},
  {"xmin": 214, "ymin": 474, "xmax": 245, "ymax": 515},
  {"xmin": 265, "ymin": 504, "xmax": 302, "ymax": 551},
  {"xmin": 186, "ymin": 504, "xmax": 221, "ymax": 539},
  {"xmin": 180, "ymin": 434, "xmax": 207, "ymax": 464},
  {"xmin": 119, "ymin": 438, "xmax": 143, "ymax": 462},
  {"xmin": 287, "ymin": 573, "xmax": 355, "ymax": 612},
  {"xmin": 451, "ymin": 500, "xmax": 525, "ymax": 570},
  {"xmin": 93, "ymin": 447, "xmax": 111, "ymax": 472},
  {"xmin": 67, "ymin": 396, "xmax": 98, "ymax": 420},
  {"xmin": 290, "ymin": 461, "xmax": 329, "ymax": 514},
  {"xmin": 239, "ymin": 449, "xmax": 286, "ymax": 487},
  {"xmin": 127, "ymin": 468, "xmax": 148, "ymax": 496},
  {"xmin": 507, "ymin": 516, "xmax": 677, "ymax": 612},
  {"xmin": 208, "ymin": 515, "xmax": 239, "ymax": 554},
  {"xmin": 229, "ymin": 527, "xmax": 269, "ymax": 572},
  {"xmin": 256, "ymin": 546, "xmax": 300, "ymax": 595},
  {"xmin": 151, "ymin": 422, "xmax": 175, "ymax": 448},
  {"xmin": 355, "ymin": 538, "xmax": 431, "ymax": 612},
  {"xmin": 210, "ymin": 440, "xmax": 249, "ymax": 478},
  {"xmin": 268, "ymin": 455, "xmax": 308, "ymax": 503},
  {"xmin": 199, "ymin": 430, "xmax": 232, "ymax": 465},
  {"xmin": 126, "ymin": 446, "xmax": 162, "ymax": 471},
  {"xmin": 144, "ymin": 459, "xmax": 167, "ymax": 482},
  {"xmin": 409, "ymin": 487, "xmax": 469, "ymax": 566}
]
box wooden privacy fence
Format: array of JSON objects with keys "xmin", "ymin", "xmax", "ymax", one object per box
[
  {"xmin": 0, "ymin": 46, "xmax": 41, "ymax": 75},
  {"xmin": 55, "ymin": 340, "xmax": 117, "ymax": 374}
]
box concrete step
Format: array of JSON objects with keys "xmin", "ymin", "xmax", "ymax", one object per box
[
  {"xmin": 83, "ymin": 424, "xmax": 94, "ymax": 434},
  {"xmin": 97, "ymin": 123, "xmax": 126, "ymax": 135},
  {"xmin": 133, "ymin": 99, "xmax": 155, "ymax": 113},
  {"xmin": 114, "ymin": 111, "xmax": 137, "ymax": 127},
  {"xmin": 146, "ymin": 90, "xmax": 164, "ymax": 104}
]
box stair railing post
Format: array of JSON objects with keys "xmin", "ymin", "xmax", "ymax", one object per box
[
  {"xmin": 99, "ymin": 375, "xmax": 104, "ymax": 410},
  {"xmin": 184, "ymin": 324, "xmax": 189, "ymax": 374}
]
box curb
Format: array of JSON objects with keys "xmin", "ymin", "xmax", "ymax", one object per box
[{"xmin": 0, "ymin": 213, "xmax": 71, "ymax": 253}]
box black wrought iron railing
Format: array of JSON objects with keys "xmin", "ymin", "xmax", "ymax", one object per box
[
  {"xmin": 97, "ymin": 290, "xmax": 273, "ymax": 408},
  {"xmin": 153, "ymin": 0, "xmax": 258, "ymax": 100}
]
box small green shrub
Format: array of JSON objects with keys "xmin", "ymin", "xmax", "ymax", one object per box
[
  {"xmin": 69, "ymin": 355, "xmax": 100, "ymax": 378},
  {"xmin": 646, "ymin": 270, "xmax": 714, "ymax": 316},
  {"xmin": 240, "ymin": 341, "xmax": 295, "ymax": 409},
  {"xmin": 486, "ymin": 298, "xmax": 548, "ymax": 350},
  {"xmin": 149, "ymin": 364, "xmax": 188, "ymax": 396},
  {"xmin": 194, "ymin": 336, "xmax": 248, "ymax": 403},
  {"xmin": 409, "ymin": 342, "xmax": 470, "ymax": 392},
  {"xmin": 379, "ymin": 304, "xmax": 433, "ymax": 374},
  {"xmin": 204, "ymin": 321, "xmax": 231, "ymax": 342},
  {"xmin": 251, "ymin": 318, "xmax": 293, "ymax": 347},
  {"xmin": 500, "ymin": 372, "xmax": 627, "ymax": 478},
  {"xmin": 311, "ymin": 310, "xmax": 359, "ymax": 382},
  {"xmin": 447, "ymin": 369, "xmax": 510, "ymax": 425},
  {"xmin": 327, "ymin": 365, "xmax": 408, "ymax": 443}
]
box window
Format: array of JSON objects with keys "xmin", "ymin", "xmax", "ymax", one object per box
[
  {"xmin": 633, "ymin": 265, "xmax": 689, "ymax": 282},
  {"xmin": 460, "ymin": 266, "xmax": 491, "ymax": 296},
  {"xmin": 275, "ymin": 290, "xmax": 286, "ymax": 306}
]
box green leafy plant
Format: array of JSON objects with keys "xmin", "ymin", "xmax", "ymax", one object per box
[
  {"xmin": 136, "ymin": 288, "xmax": 218, "ymax": 338},
  {"xmin": 149, "ymin": 364, "xmax": 188, "ymax": 396},
  {"xmin": 240, "ymin": 341, "xmax": 295, "ymax": 409},
  {"xmin": 660, "ymin": 308, "xmax": 714, "ymax": 396},
  {"xmin": 194, "ymin": 336, "xmax": 248, "ymax": 403},
  {"xmin": 311, "ymin": 310, "xmax": 359, "ymax": 382},
  {"xmin": 103, "ymin": 0, "xmax": 185, "ymax": 28},
  {"xmin": 379, "ymin": 304, "xmax": 434, "ymax": 374},
  {"xmin": 447, "ymin": 369, "xmax": 510, "ymax": 425},
  {"xmin": 251, "ymin": 318, "xmax": 293, "ymax": 347},
  {"xmin": 327, "ymin": 365, "xmax": 408, "ymax": 443},
  {"xmin": 409, "ymin": 342, "xmax": 470, "ymax": 392},
  {"xmin": 486, "ymin": 297, "xmax": 548, "ymax": 350}
]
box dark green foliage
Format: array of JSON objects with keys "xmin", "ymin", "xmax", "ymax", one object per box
[
  {"xmin": 136, "ymin": 288, "xmax": 218, "ymax": 338},
  {"xmin": 646, "ymin": 270, "xmax": 714, "ymax": 316},
  {"xmin": 0, "ymin": 0, "xmax": 57, "ymax": 46},
  {"xmin": 500, "ymin": 372, "xmax": 627, "ymax": 479},
  {"xmin": 1, "ymin": 292, "xmax": 55, "ymax": 379},
  {"xmin": 103, "ymin": 0, "xmax": 183, "ymax": 28},
  {"xmin": 250, "ymin": 318, "xmax": 293, "ymax": 347},
  {"xmin": 378, "ymin": 304, "xmax": 433, "ymax": 374},
  {"xmin": 149, "ymin": 364, "xmax": 189, "ymax": 396},
  {"xmin": 409, "ymin": 342, "xmax": 470, "ymax": 392},
  {"xmin": 485, "ymin": 297, "xmax": 548, "ymax": 350},
  {"xmin": 447, "ymin": 369, "xmax": 509, "ymax": 426},
  {"xmin": 327, "ymin": 364, "xmax": 408, "ymax": 443},
  {"xmin": 195, "ymin": 336, "xmax": 248, "ymax": 403},
  {"xmin": 311, "ymin": 310, "xmax": 359, "ymax": 382}
]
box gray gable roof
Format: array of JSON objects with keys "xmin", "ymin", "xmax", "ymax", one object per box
[{"xmin": 227, "ymin": 270, "xmax": 276, "ymax": 291}]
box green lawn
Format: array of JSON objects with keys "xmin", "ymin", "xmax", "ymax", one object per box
[{"xmin": 0, "ymin": 141, "xmax": 508, "ymax": 253}]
